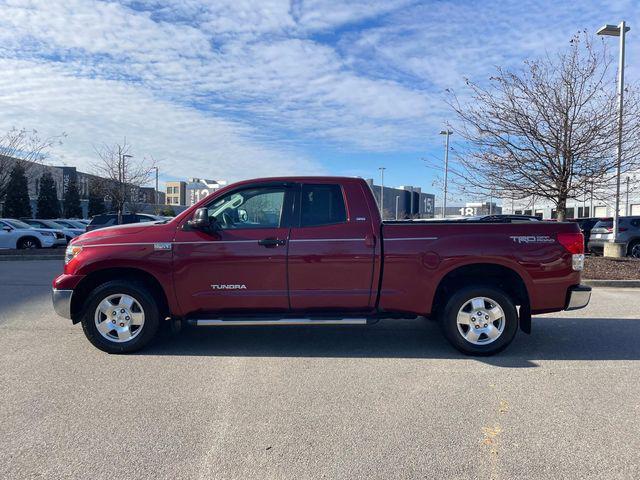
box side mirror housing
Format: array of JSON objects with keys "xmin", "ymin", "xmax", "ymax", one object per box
[
  {"xmin": 186, "ymin": 208, "xmax": 217, "ymax": 232},
  {"xmin": 2, "ymin": 226, "xmax": 12, "ymax": 232}
]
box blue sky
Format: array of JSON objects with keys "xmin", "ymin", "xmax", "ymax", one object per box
[{"xmin": 0, "ymin": 0, "xmax": 638, "ymax": 202}]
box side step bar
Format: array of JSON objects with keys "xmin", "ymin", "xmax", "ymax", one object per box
[{"xmin": 190, "ymin": 318, "xmax": 368, "ymax": 326}]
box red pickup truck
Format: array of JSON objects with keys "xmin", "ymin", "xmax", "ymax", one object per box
[{"xmin": 52, "ymin": 176, "xmax": 590, "ymax": 355}]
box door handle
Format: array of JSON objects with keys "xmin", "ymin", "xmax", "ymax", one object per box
[{"xmin": 258, "ymin": 238, "xmax": 286, "ymax": 247}]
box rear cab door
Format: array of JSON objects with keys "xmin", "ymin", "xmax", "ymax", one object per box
[{"xmin": 287, "ymin": 179, "xmax": 379, "ymax": 312}]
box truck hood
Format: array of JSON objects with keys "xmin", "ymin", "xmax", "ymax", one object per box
[{"xmin": 73, "ymin": 221, "xmax": 171, "ymax": 245}]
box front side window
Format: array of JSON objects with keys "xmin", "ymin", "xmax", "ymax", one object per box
[
  {"xmin": 300, "ymin": 184, "xmax": 347, "ymax": 227},
  {"xmin": 206, "ymin": 187, "xmax": 286, "ymax": 230}
]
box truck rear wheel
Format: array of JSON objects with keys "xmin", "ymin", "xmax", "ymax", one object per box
[
  {"xmin": 440, "ymin": 286, "xmax": 518, "ymax": 356},
  {"xmin": 80, "ymin": 280, "xmax": 160, "ymax": 353}
]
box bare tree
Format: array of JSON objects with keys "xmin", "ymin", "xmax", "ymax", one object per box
[
  {"xmin": 445, "ymin": 33, "xmax": 640, "ymax": 220},
  {"xmin": 92, "ymin": 140, "xmax": 156, "ymax": 222},
  {"xmin": 0, "ymin": 127, "xmax": 65, "ymax": 202}
]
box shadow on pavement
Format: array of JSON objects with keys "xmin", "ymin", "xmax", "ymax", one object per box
[{"xmin": 142, "ymin": 316, "xmax": 640, "ymax": 368}]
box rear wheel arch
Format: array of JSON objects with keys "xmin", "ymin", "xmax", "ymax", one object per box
[
  {"xmin": 432, "ymin": 263, "xmax": 530, "ymax": 321},
  {"xmin": 70, "ymin": 267, "xmax": 170, "ymax": 323},
  {"xmin": 627, "ymin": 239, "xmax": 640, "ymax": 258},
  {"xmin": 17, "ymin": 236, "xmax": 41, "ymax": 249}
]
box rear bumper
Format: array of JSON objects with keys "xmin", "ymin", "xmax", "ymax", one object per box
[
  {"xmin": 52, "ymin": 289, "xmax": 73, "ymax": 319},
  {"xmin": 565, "ymin": 284, "xmax": 591, "ymax": 311}
]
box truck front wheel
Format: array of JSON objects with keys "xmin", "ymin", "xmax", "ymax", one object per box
[
  {"xmin": 440, "ymin": 286, "xmax": 518, "ymax": 356},
  {"xmin": 80, "ymin": 280, "xmax": 160, "ymax": 353}
]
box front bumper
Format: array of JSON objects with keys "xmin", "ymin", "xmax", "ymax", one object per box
[
  {"xmin": 565, "ymin": 284, "xmax": 591, "ymax": 311},
  {"xmin": 52, "ymin": 289, "xmax": 73, "ymax": 319}
]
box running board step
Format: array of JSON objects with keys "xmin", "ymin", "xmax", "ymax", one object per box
[{"xmin": 190, "ymin": 318, "xmax": 368, "ymax": 326}]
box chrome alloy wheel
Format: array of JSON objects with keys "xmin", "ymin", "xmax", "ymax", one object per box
[
  {"xmin": 94, "ymin": 293, "xmax": 145, "ymax": 343},
  {"xmin": 631, "ymin": 243, "xmax": 640, "ymax": 259},
  {"xmin": 456, "ymin": 296, "xmax": 505, "ymax": 345}
]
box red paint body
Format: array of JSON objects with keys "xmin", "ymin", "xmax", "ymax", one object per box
[{"xmin": 54, "ymin": 177, "xmax": 583, "ymax": 320}]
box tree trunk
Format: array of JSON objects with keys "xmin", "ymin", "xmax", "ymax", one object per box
[{"xmin": 556, "ymin": 196, "xmax": 567, "ymax": 221}]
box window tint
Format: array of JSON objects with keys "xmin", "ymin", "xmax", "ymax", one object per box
[
  {"xmin": 207, "ymin": 187, "xmax": 286, "ymax": 229},
  {"xmin": 300, "ymin": 184, "xmax": 347, "ymax": 227}
]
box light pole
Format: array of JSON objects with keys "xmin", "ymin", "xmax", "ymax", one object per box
[
  {"xmin": 395, "ymin": 195, "xmax": 399, "ymax": 220},
  {"xmin": 597, "ymin": 21, "xmax": 630, "ymax": 250},
  {"xmin": 378, "ymin": 167, "xmax": 386, "ymax": 219},
  {"xmin": 118, "ymin": 149, "xmax": 133, "ymax": 224},
  {"xmin": 626, "ymin": 176, "xmax": 630, "ymax": 216},
  {"xmin": 154, "ymin": 166, "xmax": 159, "ymax": 215},
  {"xmin": 440, "ymin": 130, "xmax": 452, "ymax": 218}
]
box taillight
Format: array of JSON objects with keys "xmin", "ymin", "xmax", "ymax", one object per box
[{"xmin": 557, "ymin": 232, "xmax": 584, "ymax": 254}]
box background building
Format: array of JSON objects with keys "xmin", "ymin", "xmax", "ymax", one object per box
[
  {"xmin": 165, "ymin": 181, "xmax": 186, "ymax": 206},
  {"xmin": 0, "ymin": 156, "xmax": 164, "ymax": 218},
  {"xmin": 185, "ymin": 178, "xmax": 227, "ymax": 206},
  {"xmin": 365, "ymin": 179, "xmax": 435, "ymax": 219}
]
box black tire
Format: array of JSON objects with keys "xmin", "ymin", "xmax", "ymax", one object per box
[
  {"xmin": 628, "ymin": 241, "xmax": 640, "ymax": 259},
  {"xmin": 80, "ymin": 280, "xmax": 160, "ymax": 353},
  {"xmin": 439, "ymin": 285, "xmax": 518, "ymax": 356},
  {"xmin": 17, "ymin": 236, "xmax": 41, "ymax": 249}
]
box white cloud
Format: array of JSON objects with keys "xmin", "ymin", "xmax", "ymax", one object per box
[
  {"xmin": 0, "ymin": 0, "xmax": 638, "ymax": 177},
  {"xmin": 0, "ymin": 58, "xmax": 322, "ymax": 182}
]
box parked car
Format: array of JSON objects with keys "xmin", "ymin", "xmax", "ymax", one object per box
[
  {"xmin": 0, "ymin": 219, "xmax": 57, "ymax": 249},
  {"xmin": 5, "ymin": 218, "xmax": 66, "ymax": 246},
  {"xmin": 86, "ymin": 213, "xmax": 165, "ymax": 232},
  {"xmin": 588, "ymin": 216, "xmax": 640, "ymax": 257},
  {"xmin": 571, "ymin": 217, "xmax": 604, "ymax": 252},
  {"xmin": 54, "ymin": 219, "xmax": 88, "ymax": 230},
  {"xmin": 22, "ymin": 218, "xmax": 83, "ymax": 243},
  {"xmin": 52, "ymin": 176, "xmax": 590, "ymax": 356}
]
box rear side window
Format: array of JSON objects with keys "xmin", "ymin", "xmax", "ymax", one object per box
[
  {"xmin": 300, "ymin": 184, "xmax": 347, "ymax": 227},
  {"xmin": 593, "ymin": 220, "xmax": 612, "ymax": 229}
]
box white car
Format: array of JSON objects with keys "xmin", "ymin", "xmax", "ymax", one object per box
[
  {"xmin": 0, "ymin": 219, "xmax": 57, "ymax": 249},
  {"xmin": 23, "ymin": 218, "xmax": 84, "ymax": 243}
]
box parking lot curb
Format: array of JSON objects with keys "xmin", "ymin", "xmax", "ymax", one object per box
[
  {"xmin": 583, "ymin": 279, "xmax": 640, "ymax": 288},
  {"xmin": 0, "ymin": 255, "xmax": 64, "ymax": 261}
]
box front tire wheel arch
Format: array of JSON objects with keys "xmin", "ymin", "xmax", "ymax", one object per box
[
  {"xmin": 80, "ymin": 280, "xmax": 160, "ymax": 353},
  {"xmin": 439, "ymin": 285, "xmax": 518, "ymax": 356}
]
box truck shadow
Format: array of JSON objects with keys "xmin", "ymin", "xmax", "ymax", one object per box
[{"xmin": 144, "ymin": 316, "xmax": 640, "ymax": 367}]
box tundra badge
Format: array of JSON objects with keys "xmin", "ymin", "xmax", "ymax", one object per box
[{"xmin": 211, "ymin": 284, "xmax": 247, "ymax": 290}]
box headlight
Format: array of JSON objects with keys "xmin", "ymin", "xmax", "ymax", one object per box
[{"xmin": 65, "ymin": 245, "xmax": 83, "ymax": 264}]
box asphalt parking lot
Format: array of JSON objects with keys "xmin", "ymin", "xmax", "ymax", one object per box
[{"xmin": 1, "ymin": 261, "xmax": 639, "ymax": 479}]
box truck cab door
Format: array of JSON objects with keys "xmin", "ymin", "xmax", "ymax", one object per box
[
  {"xmin": 287, "ymin": 182, "xmax": 377, "ymax": 311},
  {"xmin": 172, "ymin": 183, "xmax": 295, "ymax": 315}
]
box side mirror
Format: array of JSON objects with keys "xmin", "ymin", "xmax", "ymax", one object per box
[
  {"xmin": 186, "ymin": 208, "xmax": 217, "ymax": 232},
  {"xmin": 238, "ymin": 208, "xmax": 248, "ymax": 223},
  {"xmin": 2, "ymin": 226, "xmax": 11, "ymax": 232}
]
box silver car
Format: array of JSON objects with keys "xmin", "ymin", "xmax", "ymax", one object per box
[{"xmin": 588, "ymin": 216, "xmax": 640, "ymax": 258}]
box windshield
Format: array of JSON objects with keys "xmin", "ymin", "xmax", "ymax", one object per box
[{"xmin": 5, "ymin": 219, "xmax": 33, "ymax": 229}]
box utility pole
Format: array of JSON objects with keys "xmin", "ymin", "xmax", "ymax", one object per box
[
  {"xmin": 590, "ymin": 180, "xmax": 594, "ymax": 217},
  {"xmin": 440, "ymin": 130, "xmax": 452, "ymax": 218},
  {"xmin": 154, "ymin": 166, "xmax": 159, "ymax": 215},
  {"xmin": 395, "ymin": 195, "xmax": 399, "ymax": 220},
  {"xmin": 597, "ymin": 21, "xmax": 630, "ymax": 248},
  {"xmin": 626, "ymin": 176, "xmax": 630, "ymax": 216},
  {"xmin": 378, "ymin": 167, "xmax": 386, "ymax": 219}
]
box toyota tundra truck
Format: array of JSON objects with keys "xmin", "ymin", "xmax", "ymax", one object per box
[{"xmin": 52, "ymin": 176, "xmax": 591, "ymax": 355}]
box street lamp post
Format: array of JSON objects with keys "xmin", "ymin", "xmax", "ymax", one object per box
[
  {"xmin": 118, "ymin": 149, "xmax": 133, "ymax": 224},
  {"xmin": 440, "ymin": 130, "xmax": 452, "ymax": 218},
  {"xmin": 395, "ymin": 195, "xmax": 399, "ymax": 220},
  {"xmin": 154, "ymin": 166, "xmax": 159, "ymax": 215},
  {"xmin": 378, "ymin": 167, "xmax": 386, "ymax": 219},
  {"xmin": 597, "ymin": 21, "xmax": 630, "ymax": 252}
]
